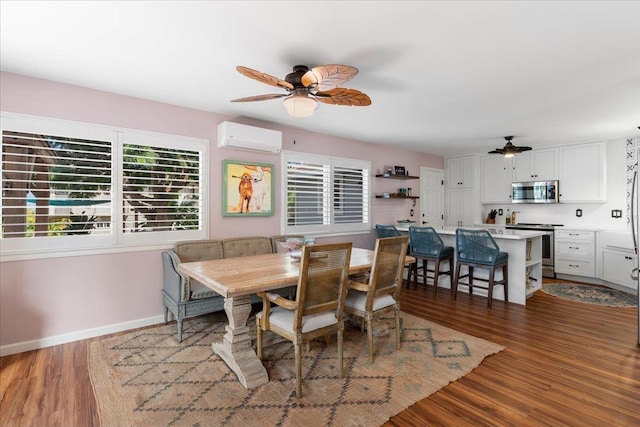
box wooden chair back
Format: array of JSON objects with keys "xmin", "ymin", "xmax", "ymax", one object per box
[
  {"xmin": 365, "ymin": 236, "xmax": 409, "ymax": 310},
  {"xmin": 293, "ymin": 242, "xmax": 352, "ymax": 330}
]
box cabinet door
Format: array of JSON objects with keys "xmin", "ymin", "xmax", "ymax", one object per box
[
  {"xmin": 602, "ymin": 249, "xmax": 636, "ymax": 290},
  {"xmin": 532, "ymin": 148, "xmax": 558, "ymax": 181},
  {"xmin": 445, "ymin": 156, "xmax": 475, "ymax": 188},
  {"xmin": 445, "ymin": 188, "xmax": 474, "ymax": 226},
  {"xmin": 513, "ymin": 152, "xmax": 535, "ymax": 182},
  {"xmin": 481, "ymin": 155, "xmax": 512, "ymax": 203},
  {"xmin": 460, "ymin": 156, "xmax": 475, "ymax": 188},
  {"xmin": 460, "ymin": 188, "xmax": 475, "ymax": 226},
  {"xmin": 445, "ymin": 189, "xmax": 461, "ymax": 226},
  {"xmin": 513, "ymin": 148, "xmax": 558, "ymax": 181},
  {"xmin": 559, "ymin": 142, "xmax": 606, "ymax": 202},
  {"xmin": 445, "ymin": 158, "xmax": 462, "ymax": 188}
]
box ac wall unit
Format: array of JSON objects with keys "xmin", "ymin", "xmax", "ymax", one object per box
[{"xmin": 217, "ymin": 121, "xmax": 282, "ymax": 153}]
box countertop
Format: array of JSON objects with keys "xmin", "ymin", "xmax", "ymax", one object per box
[{"xmin": 395, "ymin": 225, "xmax": 546, "ymax": 240}]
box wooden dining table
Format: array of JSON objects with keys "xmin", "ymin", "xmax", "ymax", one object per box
[{"xmin": 178, "ymin": 247, "xmax": 410, "ymax": 389}]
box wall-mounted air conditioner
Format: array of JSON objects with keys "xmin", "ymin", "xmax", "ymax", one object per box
[{"xmin": 217, "ymin": 121, "xmax": 282, "ymax": 154}]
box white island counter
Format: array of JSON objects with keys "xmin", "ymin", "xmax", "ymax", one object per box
[{"xmin": 396, "ymin": 226, "xmax": 545, "ymax": 305}]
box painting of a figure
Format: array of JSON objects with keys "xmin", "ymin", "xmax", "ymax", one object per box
[{"xmin": 222, "ymin": 160, "xmax": 274, "ymax": 216}]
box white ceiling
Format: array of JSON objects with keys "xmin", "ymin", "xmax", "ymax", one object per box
[{"xmin": 1, "ymin": 1, "xmax": 639, "ymax": 156}]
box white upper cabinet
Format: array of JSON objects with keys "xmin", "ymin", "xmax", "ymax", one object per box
[
  {"xmin": 558, "ymin": 141, "xmax": 606, "ymax": 202},
  {"xmin": 512, "ymin": 148, "xmax": 558, "ymax": 182},
  {"xmin": 445, "ymin": 156, "xmax": 475, "ymax": 188},
  {"xmin": 481, "ymin": 155, "xmax": 513, "ymax": 203}
]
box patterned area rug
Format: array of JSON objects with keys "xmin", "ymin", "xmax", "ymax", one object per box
[
  {"xmin": 542, "ymin": 283, "xmax": 637, "ymax": 307},
  {"xmin": 88, "ymin": 312, "xmax": 504, "ymax": 427}
]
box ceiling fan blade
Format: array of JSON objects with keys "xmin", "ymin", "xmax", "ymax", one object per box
[
  {"xmin": 488, "ymin": 149, "xmax": 505, "ymax": 154},
  {"xmin": 515, "ymin": 146, "xmax": 533, "ymax": 153},
  {"xmin": 230, "ymin": 94, "xmax": 288, "ymax": 102},
  {"xmin": 315, "ymin": 88, "xmax": 372, "ymax": 106},
  {"xmin": 302, "ymin": 64, "xmax": 359, "ymax": 91},
  {"xmin": 236, "ymin": 66, "xmax": 294, "ymax": 90}
]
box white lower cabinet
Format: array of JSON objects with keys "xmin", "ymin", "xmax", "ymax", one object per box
[
  {"xmin": 602, "ymin": 248, "xmax": 637, "ymax": 290},
  {"xmin": 555, "ymin": 230, "xmax": 595, "ymax": 277}
]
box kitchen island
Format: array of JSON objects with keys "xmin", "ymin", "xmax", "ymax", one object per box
[{"xmin": 396, "ymin": 226, "xmax": 545, "ymax": 305}]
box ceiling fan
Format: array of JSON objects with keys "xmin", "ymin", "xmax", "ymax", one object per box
[
  {"xmin": 488, "ymin": 136, "xmax": 532, "ymax": 157},
  {"xmin": 231, "ymin": 64, "xmax": 371, "ymax": 117}
]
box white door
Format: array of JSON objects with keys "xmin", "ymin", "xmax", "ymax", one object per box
[{"xmin": 420, "ymin": 167, "xmax": 444, "ymax": 228}]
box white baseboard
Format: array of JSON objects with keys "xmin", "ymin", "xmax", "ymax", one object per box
[{"xmin": 0, "ymin": 314, "xmax": 165, "ymax": 357}]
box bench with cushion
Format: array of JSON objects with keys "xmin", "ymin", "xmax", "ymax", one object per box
[{"xmin": 162, "ymin": 235, "xmax": 304, "ymax": 342}]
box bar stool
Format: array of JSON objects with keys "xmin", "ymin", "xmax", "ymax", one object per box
[
  {"xmin": 453, "ymin": 228, "xmax": 508, "ymax": 308},
  {"xmin": 407, "ymin": 226, "xmax": 454, "ymax": 295},
  {"xmin": 375, "ymin": 224, "xmax": 401, "ymax": 238},
  {"xmin": 374, "ymin": 224, "xmax": 412, "ymax": 282}
]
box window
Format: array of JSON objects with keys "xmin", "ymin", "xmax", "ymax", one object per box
[
  {"xmin": 282, "ymin": 151, "xmax": 370, "ymax": 235},
  {"xmin": 1, "ymin": 113, "xmax": 208, "ymax": 258}
]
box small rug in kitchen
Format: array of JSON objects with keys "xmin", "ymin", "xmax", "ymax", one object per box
[
  {"xmin": 88, "ymin": 312, "xmax": 504, "ymax": 427},
  {"xmin": 542, "ymin": 282, "xmax": 637, "ymax": 307}
]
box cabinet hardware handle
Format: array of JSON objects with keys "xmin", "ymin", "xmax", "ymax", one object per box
[
  {"xmin": 569, "ymin": 264, "xmax": 579, "ymax": 267},
  {"xmin": 569, "ymin": 246, "xmax": 579, "ymax": 249},
  {"xmin": 625, "ymin": 256, "xmax": 633, "ymax": 260}
]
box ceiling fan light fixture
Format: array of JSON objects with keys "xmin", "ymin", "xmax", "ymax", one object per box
[{"xmin": 283, "ymin": 94, "xmax": 318, "ymax": 118}]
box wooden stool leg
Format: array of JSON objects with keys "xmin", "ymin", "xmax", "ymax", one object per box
[
  {"xmin": 503, "ymin": 263, "xmax": 509, "ymax": 302},
  {"xmin": 487, "ymin": 265, "xmax": 496, "ymax": 308},
  {"xmin": 453, "ymin": 262, "xmax": 462, "ymax": 300},
  {"xmin": 433, "ymin": 258, "xmax": 440, "ymax": 296}
]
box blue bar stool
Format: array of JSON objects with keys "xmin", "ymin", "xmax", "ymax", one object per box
[
  {"xmin": 453, "ymin": 228, "xmax": 509, "ymax": 308},
  {"xmin": 408, "ymin": 226, "xmax": 454, "ymax": 295},
  {"xmin": 375, "ymin": 224, "xmax": 413, "ymax": 282},
  {"xmin": 375, "ymin": 224, "xmax": 401, "ymax": 238}
]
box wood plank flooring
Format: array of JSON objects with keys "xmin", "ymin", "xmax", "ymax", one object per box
[{"xmin": 1, "ymin": 280, "xmax": 638, "ymax": 426}]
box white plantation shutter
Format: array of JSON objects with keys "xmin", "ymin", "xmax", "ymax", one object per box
[
  {"xmin": 1, "ymin": 130, "xmax": 112, "ymax": 238},
  {"xmin": 283, "ymin": 151, "xmax": 370, "ymax": 235},
  {"xmin": 1, "ymin": 113, "xmax": 207, "ymax": 258},
  {"xmin": 121, "ymin": 143, "xmax": 201, "ymax": 233}
]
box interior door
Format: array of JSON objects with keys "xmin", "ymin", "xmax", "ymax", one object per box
[{"xmin": 420, "ymin": 167, "xmax": 444, "ymax": 228}]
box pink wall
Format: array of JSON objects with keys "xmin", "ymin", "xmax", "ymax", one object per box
[{"xmin": 0, "ymin": 72, "xmax": 442, "ymax": 350}]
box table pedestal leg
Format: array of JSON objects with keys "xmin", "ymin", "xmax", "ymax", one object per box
[{"xmin": 211, "ymin": 296, "xmax": 268, "ymax": 389}]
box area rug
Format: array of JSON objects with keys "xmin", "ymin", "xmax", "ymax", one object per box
[
  {"xmin": 88, "ymin": 312, "xmax": 504, "ymax": 427},
  {"xmin": 542, "ymin": 282, "xmax": 637, "ymax": 307}
]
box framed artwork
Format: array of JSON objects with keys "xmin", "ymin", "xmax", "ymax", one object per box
[
  {"xmin": 222, "ymin": 160, "xmax": 274, "ymax": 216},
  {"xmin": 394, "ymin": 165, "xmax": 406, "ymax": 175}
]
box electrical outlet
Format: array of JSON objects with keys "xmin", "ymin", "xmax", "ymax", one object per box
[{"xmin": 612, "ymin": 209, "xmax": 622, "ymax": 218}]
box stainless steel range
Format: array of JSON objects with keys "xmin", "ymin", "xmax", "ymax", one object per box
[{"xmin": 506, "ymin": 223, "xmax": 563, "ymax": 278}]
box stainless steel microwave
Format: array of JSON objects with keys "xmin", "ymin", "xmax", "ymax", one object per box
[{"xmin": 512, "ymin": 180, "xmax": 559, "ymax": 203}]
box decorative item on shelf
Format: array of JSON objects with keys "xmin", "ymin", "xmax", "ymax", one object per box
[
  {"xmin": 399, "ymin": 188, "xmax": 407, "ymax": 196},
  {"xmin": 382, "ymin": 192, "xmax": 390, "ymax": 198},
  {"xmin": 394, "ymin": 165, "xmax": 406, "ymax": 175},
  {"xmin": 407, "ymin": 187, "xmax": 412, "ymax": 196}
]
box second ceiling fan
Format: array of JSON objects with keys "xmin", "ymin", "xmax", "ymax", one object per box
[
  {"xmin": 231, "ymin": 64, "xmax": 371, "ymax": 117},
  {"xmin": 488, "ymin": 136, "xmax": 532, "ymax": 157}
]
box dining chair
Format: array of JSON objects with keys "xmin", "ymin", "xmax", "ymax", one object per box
[
  {"xmin": 255, "ymin": 242, "xmax": 352, "ymax": 398},
  {"xmin": 407, "ymin": 226, "xmax": 454, "ymax": 295},
  {"xmin": 344, "ymin": 235, "xmax": 409, "ymax": 363},
  {"xmin": 453, "ymin": 228, "xmax": 509, "ymax": 308}
]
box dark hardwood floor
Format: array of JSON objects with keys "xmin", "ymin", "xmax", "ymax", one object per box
[{"xmin": 1, "ymin": 280, "xmax": 638, "ymax": 426}]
